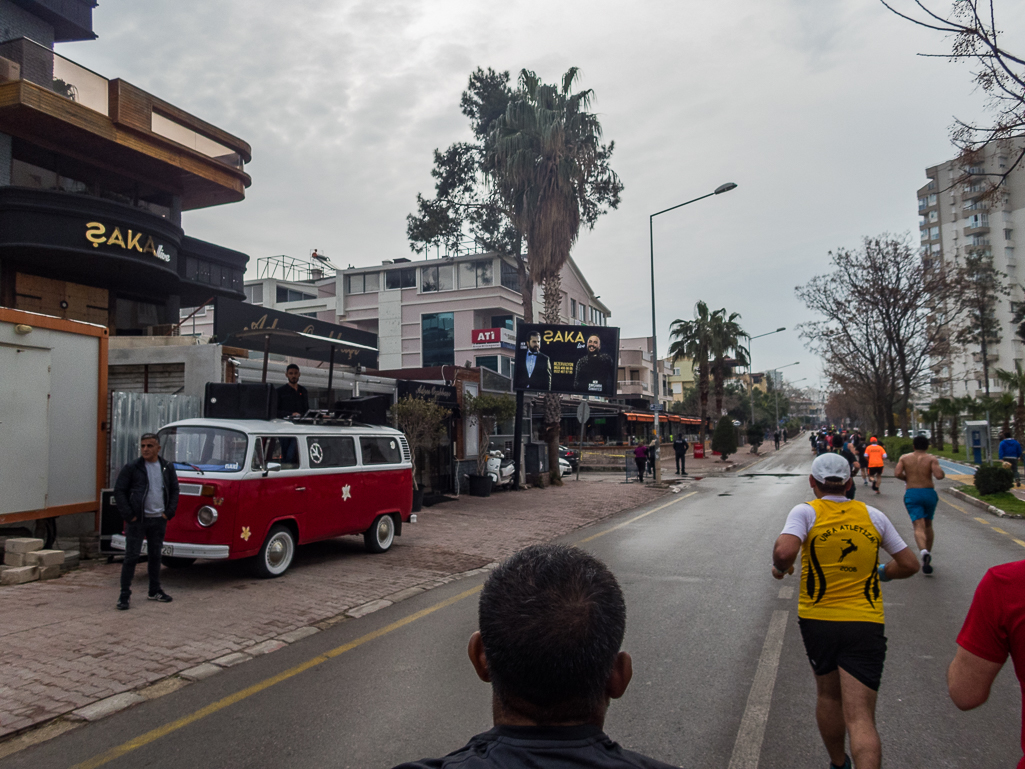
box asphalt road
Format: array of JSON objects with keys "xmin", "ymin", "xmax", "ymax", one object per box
[{"xmin": 3, "ymin": 440, "xmax": 1023, "ymax": 769}]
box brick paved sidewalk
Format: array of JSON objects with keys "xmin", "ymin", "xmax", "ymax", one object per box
[{"xmin": 0, "ymin": 481, "xmax": 669, "ymax": 740}]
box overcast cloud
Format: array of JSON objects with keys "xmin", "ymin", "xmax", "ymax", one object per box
[{"xmin": 59, "ymin": 0, "xmax": 1025, "ymax": 388}]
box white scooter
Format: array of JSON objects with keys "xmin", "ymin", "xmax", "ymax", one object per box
[{"xmin": 486, "ymin": 449, "xmax": 516, "ymax": 489}]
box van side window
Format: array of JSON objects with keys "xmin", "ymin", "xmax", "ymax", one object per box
[
  {"xmin": 307, "ymin": 437, "xmax": 357, "ymax": 468},
  {"xmin": 251, "ymin": 437, "xmax": 301, "ymax": 470},
  {"xmin": 359, "ymin": 436, "xmax": 402, "ymax": 465}
]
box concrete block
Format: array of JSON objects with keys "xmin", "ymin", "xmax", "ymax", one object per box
[
  {"xmin": 5, "ymin": 538, "xmax": 43, "ymax": 554},
  {"xmin": 70, "ymin": 692, "xmax": 144, "ymax": 722},
  {"xmin": 346, "ymin": 599, "xmax": 392, "ymax": 618},
  {"xmin": 61, "ymin": 551, "xmax": 81, "ymax": 571},
  {"xmin": 39, "ymin": 564, "xmax": 61, "ymax": 580},
  {"xmin": 179, "ymin": 663, "xmax": 222, "ymax": 681},
  {"xmin": 276, "ymin": 626, "xmax": 320, "ymax": 644},
  {"xmin": 211, "ymin": 652, "xmax": 251, "ymax": 668},
  {"xmin": 1, "ymin": 566, "xmax": 39, "ymax": 585},
  {"xmin": 4, "ymin": 552, "xmax": 26, "ymax": 567},
  {"xmin": 26, "ymin": 549, "xmax": 65, "ymax": 567}
]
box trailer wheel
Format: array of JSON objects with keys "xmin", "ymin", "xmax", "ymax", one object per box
[
  {"xmin": 254, "ymin": 525, "xmax": 295, "ymax": 577},
  {"xmin": 363, "ymin": 514, "xmax": 396, "ymax": 554}
]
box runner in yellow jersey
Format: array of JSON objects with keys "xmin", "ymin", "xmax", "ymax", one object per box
[{"xmin": 771, "ymin": 453, "xmax": 920, "ymax": 769}]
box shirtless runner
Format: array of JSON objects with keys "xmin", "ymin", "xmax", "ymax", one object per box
[{"xmin": 894, "ymin": 434, "xmax": 945, "ymax": 575}]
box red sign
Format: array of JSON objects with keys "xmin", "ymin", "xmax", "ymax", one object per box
[{"xmin": 472, "ymin": 328, "xmax": 501, "ymax": 347}]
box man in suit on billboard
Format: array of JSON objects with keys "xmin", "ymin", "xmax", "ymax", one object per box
[
  {"xmin": 573, "ymin": 334, "xmax": 615, "ymax": 394},
  {"xmin": 523, "ymin": 331, "xmax": 552, "ymax": 390}
]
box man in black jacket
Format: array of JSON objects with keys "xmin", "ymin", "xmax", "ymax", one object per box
[
  {"xmin": 114, "ymin": 433, "xmax": 179, "ymax": 610},
  {"xmin": 277, "ymin": 364, "xmax": 310, "ymax": 418},
  {"xmin": 392, "ymin": 545, "xmax": 678, "ymax": 769},
  {"xmin": 673, "ymin": 433, "xmax": 689, "ymax": 475},
  {"xmin": 521, "ymin": 332, "xmax": 552, "ymax": 391}
]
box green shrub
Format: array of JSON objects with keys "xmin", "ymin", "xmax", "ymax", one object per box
[
  {"xmin": 712, "ymin": 416, "xmax": 738, "ymax": 461},
  {"xmin": 746, "ymin": 422, "xmax": 765, "ymax": 448},
  {"xmin": 974, "ymin": 462, "xmax": 1014, "ymax": 496},
  {"xmin": 880, "ymin": 437, "xmax": 913, "ymax": 461}
]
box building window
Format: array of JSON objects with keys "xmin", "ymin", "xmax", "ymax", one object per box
[
  {"xmin": 421, "ymin": 264, "xmax": 454, "ymax": 293},
  {"xmin": 276, "ymin": 286, "xmax": 316, "ymax": 303},
  {"xmin": 501, "ymin": 261, "xmax": 521, "ymax": 291},
  {"xmin": 422, "ymin": 312, "xmax": 455, "ymax": 366},
  {"xmin": 570, "ymin": 298, "xmax": 577, "ymax": 319},
  {"xmin": 491, "ymin": 315, "xmax": 514, "ymax": 330},
  {"xmin": 346, "ymin": 272, "xmax": 380, "ymax": 294},
  {"xmin": 244, "ymin": 284, "xmax": 263, "ymax": 304},
  {"xmin": 460, "ymin": 259, "xmax": 493, "ymax": 288},
  {"xmin": 476, "ymin": 355, "xmax": 498, "ymax": 372},
  {"xmin": 929, "ymin": 211, "xmax": 938, "ymax": 222},
  {"xmin": 1005, "ymin": 229, "xmax": 1014, "ymax": 241},
  {"xmin": 385, "ymin": 268, "xmax": 416, "ymax": 290},
  {"xmin": 929, "ymin": 226, "xmax": 940, "ymax": 240}
]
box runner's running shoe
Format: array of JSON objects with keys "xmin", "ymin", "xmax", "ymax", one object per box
[{"xmin": 922, "ymin": 553, "xmax": 933, "ymax": 575}]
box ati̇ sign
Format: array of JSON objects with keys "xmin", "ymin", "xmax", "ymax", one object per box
[
  {"xmin": 471, "ymin": 327, "xmax": 515, "ymax": 349},
  {"xmin": 85, "ymin": 222, "xmax": 172, "ymax": 263}
]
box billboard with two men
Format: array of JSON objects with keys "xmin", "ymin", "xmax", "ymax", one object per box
[{"xmin": 512, "ymin": 324, "xmax": 620, "ymax": 396}]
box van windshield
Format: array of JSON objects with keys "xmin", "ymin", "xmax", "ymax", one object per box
[{"xmin": 159, "ymin": 426, "xmax": 248, "ymax": 473}]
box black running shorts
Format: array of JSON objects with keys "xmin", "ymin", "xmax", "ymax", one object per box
[
  {"xmin": 868, "ymin": 466, "xmax": 883, "ymax": 477},
  {"xmin": 798, "ymin": 618, "xmax": 887, "ymax": 691}
]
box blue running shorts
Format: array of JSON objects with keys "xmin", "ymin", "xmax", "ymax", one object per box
[{"xmin": 904, "ymin": 488, "xmax": 939, "ymax": 522}]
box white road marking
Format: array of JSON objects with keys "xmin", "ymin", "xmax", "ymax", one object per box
[
  {"xmin": 727, "ymin": 609, "xmax": 789, "ymax": 769},
  {"xmin": 777, "ymin": 586, "xmax": 793, "ymax": 600}
]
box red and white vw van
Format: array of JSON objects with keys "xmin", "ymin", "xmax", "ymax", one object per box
[{"xmin": 112, "ymin": 418, "xmax": 415, "ymax": 577}]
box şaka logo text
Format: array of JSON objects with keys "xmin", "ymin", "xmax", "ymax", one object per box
[{"xmin": 85, "ymin": 222, "xmax": 171, "ymax": 262}]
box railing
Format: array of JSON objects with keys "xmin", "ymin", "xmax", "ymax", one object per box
[
  {"xmin": 0, "ymin": 37, "xmax": 108, "ymax": 116},
  {"xmin": 617, "ymin": 380, "xmax": 650, "ymax": 392}
]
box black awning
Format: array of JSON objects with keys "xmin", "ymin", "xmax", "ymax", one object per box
[{"xmin": 213, "ymin": 297, "xmax": 378, "ymax": 368}]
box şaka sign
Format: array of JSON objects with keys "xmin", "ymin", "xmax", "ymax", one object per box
[
  {"xmin": 512, "ymin": 323, "xmax": 620, "ymax": 396},
  {"xmin": 85, "ymin": 221, "xmax": 174, "ymax": 263},
  {"xmin": 213, "ymin": 297, "xmax": 379, "ymax": 368}
]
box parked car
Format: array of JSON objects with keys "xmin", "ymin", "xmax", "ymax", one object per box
[
  {"xmin": 559, "ymin": 445, "xmax": 579, "ymax": 470},
  {"xmin": 111, "ymin": 417, "xmax": 415, "ymax": 577}
]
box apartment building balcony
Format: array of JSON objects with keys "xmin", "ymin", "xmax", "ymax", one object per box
[
  {"xmin": 617, "ymin": 380, "xmax": 650, "ymax": 396},
  {"xmin": 964, "ymin": 224, "xmax": 991, "ymax": 237},
  {"xmin": 973, "ymin": 351, "xmax": 999, "ymax": 364},
  {"xmin": 0, "ymin": 38, "xmax": 251, "ymax": 210}
]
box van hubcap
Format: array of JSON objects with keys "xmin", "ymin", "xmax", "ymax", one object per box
[
  {"xmin": 377, "ymin": 518, "xmax": 392, "ymax": 545},
  {"xmin": 267, "ymin": 534, "xmax": 291, "ymax": 568}
]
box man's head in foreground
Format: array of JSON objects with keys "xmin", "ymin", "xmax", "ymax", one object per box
[
  {"xmin": 469, "ymin": 544, "xmax": 631, "ymax": 727},
  {"xmin": 809, "ymin": 452, "xmax": 852, "ymax": 496}
]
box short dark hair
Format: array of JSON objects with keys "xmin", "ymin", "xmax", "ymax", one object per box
[
  {"xmin": 140, "ymin": 433, "xmax": 160, "ymax": 444},
  {"xmin": 286, "ymin": 364, "xmax": 300, "ymax": 372},
  {"xmin": 1005, "ymin": 431, "xmax": 1013, "ymax": 440},
  {"xmin": 913, "ymin": 435, "xmax": 929, "ymax": 450},
  {"xmin": 528, "ymin": 331, "xmax": 541, "ymax": 340},
  {"xmin": 813, "ymin": 478, "xmax": 848, "ymax": 495},
  {"xmin": 478, "ymin": 544, "xmax": 626, "ymax": 723}
]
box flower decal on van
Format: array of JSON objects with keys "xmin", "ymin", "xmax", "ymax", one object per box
[
  {"xmin": 342, "ymin": 484, "xmax": 352, "ymax": 501},
  {"xmin": 241, "ymin": 526, "xmax": 251, "ymax": 542}
]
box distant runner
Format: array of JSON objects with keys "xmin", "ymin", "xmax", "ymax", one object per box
[
  {"xmin": 772, "ymin": 454, "xmax": 919, "ymax": 769},
  {"xmin": 840, "ymin": 438, "xmax": 861, "ymax": 500},
  {"xmin": 894, "ymin": 435, "xmax": 945, "ymax": 575},
  {"xmin": 864, "ymin": 437, "xmax": 887, "ymax": 494},
  {"xmin": 999, "ymin": 431, "xmax": 1023, "ymax": 488}
]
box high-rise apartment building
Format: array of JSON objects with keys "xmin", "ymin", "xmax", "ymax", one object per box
[{"xmin": 920, "ymin": 139, "xmax": 1024, "ymax": 397}]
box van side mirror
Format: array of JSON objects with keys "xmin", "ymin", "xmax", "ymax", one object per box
[{"xmin": 266, "ymin": 462, "xmax": 282, "ymax": 473}]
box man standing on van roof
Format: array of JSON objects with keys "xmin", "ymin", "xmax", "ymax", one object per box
[
  {"xmin": 114, "ymin": 433, "xmax": 179, "ymax": 611},
  {"xmin": 277, "ymin": 363, "xmax": 310, "ymax": 418}
]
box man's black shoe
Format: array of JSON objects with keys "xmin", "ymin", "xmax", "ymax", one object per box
[
  {"xmin": 116, "ymin": 597, "xmax": 130, "ymax": 611},
  {"xmin": 148, "ymin": 590, "xmax": 173, "ymax": 603}
]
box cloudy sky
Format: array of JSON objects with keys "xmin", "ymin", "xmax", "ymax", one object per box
[{"xmin": 60, "ymin": 0, "xmax": 1024, "ymax": 388}]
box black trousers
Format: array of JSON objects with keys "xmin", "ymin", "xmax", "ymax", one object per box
[
  {"xmin": 675, "ymin": 451, "xmax": 686, "ymax": 474},
  {"xmin": 120, "ymin": 517, "xmax": 166, "ymax": 597},
  {"xmin": 635, "ymin": 457, "xmax": 646, "ymax": 480}
]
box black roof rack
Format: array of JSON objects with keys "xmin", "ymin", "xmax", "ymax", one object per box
[{"xmin": 287, "ymin": 409, "xmax": 374, "ymax": 427}]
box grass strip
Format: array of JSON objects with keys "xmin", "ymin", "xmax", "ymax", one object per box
[{"xmin": 956, "ymin": 484, "xmax": 1025, "ymax": 516}]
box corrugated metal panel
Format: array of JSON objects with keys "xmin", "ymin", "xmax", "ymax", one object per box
[
  {"xmin": 108, "ymin": 364, "xmax": 186, "ymax": 393},
  {"xmin": 108, "ymin": 392, "xmax": 202, "ymax": 482}
]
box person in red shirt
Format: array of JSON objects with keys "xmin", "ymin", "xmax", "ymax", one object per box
[{"xmin": 949, "ymin": 559, "xmax": 1025, "ymax": 769}]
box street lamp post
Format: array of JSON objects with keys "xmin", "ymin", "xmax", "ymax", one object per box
[
  {"xmin": 649, "ymin": 182, "xmax": 737, "ymax": 483},
  {"xmin": 747, "ymin": 327, "xmax": 786, "ymax": 427},
  {"xmin": 767, "ymin": 361, "xmax": 799, "ymax": 428}
]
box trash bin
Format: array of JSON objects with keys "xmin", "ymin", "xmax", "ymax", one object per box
[{"xmin": 693, "ymin": 443, "xmax": 705, "ymax": 459}]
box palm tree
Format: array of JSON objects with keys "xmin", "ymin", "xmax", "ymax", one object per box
[
  {"xmin": 996, "ymin": 363, "xmax": 1025, "ymax": 441},
  {"xmin": 668, "ymin": 301, "xmax": 714, "ymax": 443},
  {"xmin": 487, "ymin": 68, "xmax": 623, "ymax": 481},
  {"xmin": 934, "ymin": 396, "xmax": 958, "ymax": 453},
  {"xmin": 920, "ymin": 403, "xmax": 943, "ymax": 450},
  {"xmin": 708, "ymin": 309, "xmax": 748, "ymax": 417}
]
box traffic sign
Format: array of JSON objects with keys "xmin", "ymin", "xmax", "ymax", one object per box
[
  {"xmin": 576, "ymin": 402, "xmax": 591, "ymax": 424},
  {"xmin": 650, "ymin": 403, "xmax": 663, "ymax": 412}
]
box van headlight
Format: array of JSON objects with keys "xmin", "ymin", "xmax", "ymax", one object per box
[{"xmin": 197, "ymin": 506, "xmax": 218, "ymax": 527}]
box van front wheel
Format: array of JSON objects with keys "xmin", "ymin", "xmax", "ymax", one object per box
[
  {"xmin": 254, "ymin": 525, "xmax": 295, "ymax": 577},
  {"xmin": 364, "ymin": 514, "xmax": 396, "ymax": 554}
]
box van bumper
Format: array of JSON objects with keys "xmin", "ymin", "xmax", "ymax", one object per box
[{"xmin": 110, "ymin": 535, "xmax": 230, "ymax": 560}]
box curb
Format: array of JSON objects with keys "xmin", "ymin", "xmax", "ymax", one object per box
[{"xmin": 946, "ymin": 487, "xmax": 1025, "ymax": 520}]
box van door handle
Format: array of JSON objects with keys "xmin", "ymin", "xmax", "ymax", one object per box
[{"xmin": 295, "ymin": 487, "xmax": 306, "ymax": 492}]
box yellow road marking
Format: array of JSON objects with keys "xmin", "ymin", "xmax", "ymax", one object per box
[
  {"xmin": 72, "ymin": 586, "xmax": 482, "ymax": 769},
  {"xmin": 992, "ymin": 527, "xmax": 1009, "ymax": 535},
  {"xmin": 974, "ymin": 517, "xmax": 991, "ymax": 525},
  {"xmin": 1015, "ymin": 539, "xmax": 1025, "ymax": 548},
  {"xmin": 577, "ymin": 491, "xmax": 697, "ymax": 544},
  {"xmin": 939, "ymin": 497, "xmax": 971, "ymax": 515}
]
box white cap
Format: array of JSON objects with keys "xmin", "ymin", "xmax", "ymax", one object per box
[{"xmin": 811, "ymin": 453, "xmax": 851, "ymax": 483}]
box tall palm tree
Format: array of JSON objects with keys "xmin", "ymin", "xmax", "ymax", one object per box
[
  {"xmin": 668, "ymin": 301, "xmax": 714, "ymax": 443},
  {"xmin": 920, "ymin": 403, "xmax": 943, "ymax": 450},
  {"xmin": 487, "ymin": 68, "xmax": 623, "ymax": 481},
  {"xmin": 708, "ymin": 309, "xmax": 748, "ymax": 417},
  {"xmin": 996, "ymin": 363, "xmax": 1025, "ymax": 441},
  {"xmin": 934, "ymin": 396, "xmax": 957, "ymax": 453}
]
